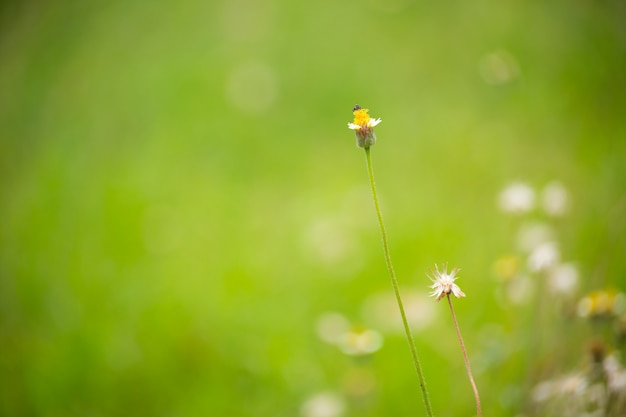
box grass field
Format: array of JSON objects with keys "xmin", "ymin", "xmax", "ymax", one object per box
[{"xmin": 1, "ymin": 1, "xmax": 625, "ymax": 416}]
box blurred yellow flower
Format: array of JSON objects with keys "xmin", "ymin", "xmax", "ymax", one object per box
[{"xmin": 577, "ymin": 290, "xmax": 624, "ymax": 319}]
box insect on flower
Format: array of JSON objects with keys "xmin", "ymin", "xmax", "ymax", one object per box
[{"xmin": 348, "ymin": 105, "xmax": 381, "ymax": 148}]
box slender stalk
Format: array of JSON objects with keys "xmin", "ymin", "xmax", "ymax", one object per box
[
  {"xmin": 364, "ymin": 147, "xmax": 434, "ymax": 417},
  {"xmin": 446, "ymin": 294, "xmax": 482, "ymax": 417}
]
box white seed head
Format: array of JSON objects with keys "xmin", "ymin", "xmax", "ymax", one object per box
[{"xmin": 429, "ymin": 264, "xmax": 466, "ymax": 301}]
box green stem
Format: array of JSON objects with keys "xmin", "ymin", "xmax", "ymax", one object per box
[
  {"xmin": 447, "ymin": 294, "xmax": 482, "ymax": 417},
  {"xmin": 364, "ymin": 147, "xmax": 434, "ymax": 417}
]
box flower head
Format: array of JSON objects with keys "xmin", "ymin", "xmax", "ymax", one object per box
[
  {"xmin": 429, "ymin": 264, "xmax": 466, "ymax": 301},
  {"xmin": 348, "ymin": 104, "xmax": 381, "ymax": 148},
  {"xmin": 498, "ymin": 182, "xmax": 535, "ymax": 214}
]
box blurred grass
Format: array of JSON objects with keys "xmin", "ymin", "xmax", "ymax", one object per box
[{"xmin": 1, "ymin": 0, "xmax": 626, "ymax": 416}]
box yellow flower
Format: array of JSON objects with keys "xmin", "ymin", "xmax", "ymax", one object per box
[
  {"xmin": 577, "ymin": 290, "xmax": 624, "ymax": 319},
  {"xmin": 348, "ymin": 104, "xmax": 381, "ymax": 148}
]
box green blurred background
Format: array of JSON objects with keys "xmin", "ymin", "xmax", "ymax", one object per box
[{"xmin": 1, "ymin": 0, "xmax": 625, "ymax": 416}]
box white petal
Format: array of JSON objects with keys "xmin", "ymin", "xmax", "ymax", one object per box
[
  {"xmin": 369, "ymin": 118, "xmax": 382, "ymax": 127},
  {"xmin": 347, "ymin": 123, "xmax": 361, "ymax": 130},
  {"xmin": 451, "ymin": 285, "xmax": 466, "ymax": 298}
]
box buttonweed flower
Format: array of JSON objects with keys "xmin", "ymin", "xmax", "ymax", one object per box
[
  {"xmin": 348, "ymin": 104, "xmax": 381, "ymax": 149},
  {"xmin": 429, "ymin": 264, "xmax": 481, "ymax": 417},
  {"xmin": 429, "ymin": 264, "xmax": 466, "ymax": 301},
  {"xmin": 349, "ymin": 105, "xmax": 433, "ymax": 417}
]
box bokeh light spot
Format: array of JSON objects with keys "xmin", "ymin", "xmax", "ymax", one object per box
[
  {"xmin": 300, "ymin": 392, "xmax": 346, "ymax": 417},
  {"xmin": 479, "ymin": 50, "xmax": 520, "ymax": 85},
  {"xmin": 498, "ymin": 182, "xmax": 535, "ymax": 214},
  {"xmin": 316, "ymin": 312, "xmax": 350, "ymax": 344}
]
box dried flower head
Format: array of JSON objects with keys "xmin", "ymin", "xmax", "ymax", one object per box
[
  {"xmin": 348, "ymin": 104, "xmax": 381, "ymax": 148},
  {"xmin": 429, "ymin": 264, "xmax": 466, "ymax": 301}
]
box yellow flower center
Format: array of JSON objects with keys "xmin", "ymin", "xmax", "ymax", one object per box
[{"xmin": 352, "ymin": 108, "xmax": 371, "ymax": 127}]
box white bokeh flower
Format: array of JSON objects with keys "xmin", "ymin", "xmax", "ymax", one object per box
[
  {"xmin": 504, "ymin": 274, "xmax": 534, "ymax": 305},
  {"xmin": 528, "ymin": 241, "xmax": 560, "ymax": 272},
  {"xmin": 498, "ymin": 182, "xmax": 535, "ymax": 214},
  {"xmin": 541, "ymin": 181, "xmax": 569, "ymax": 216},
  {"xmin": 516, "ymin": 222, "xmax": 554, "ymax": 253},
  {"xmin": 337, "ymin": 328, "xmax": 384, "ymax": 356},
  {"xmin": 316, "ymin": 312, "xmax": 384, "ymax": 356},
  {"xmin": 548, "ymin": 262, "xmax": 579, "ymax": 294},
  {"xmin": 429, "ymin": 264, "xmax": 466, "ymax": 301},
  {"xmin": 301, "ymin": 392, "xmax": 345, "ymax": 417},
  {"xmin": 316, "ymin": 312, "xmax": 350, "ymax": 344}
]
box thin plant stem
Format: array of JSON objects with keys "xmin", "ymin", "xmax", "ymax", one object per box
[
  {"xmin": 446, "ymin": 294, "xmax": 482, "ymax": 417},
  {"xmin": 364, "ymin": 147, "xmax": 434, "ymax": 417}
]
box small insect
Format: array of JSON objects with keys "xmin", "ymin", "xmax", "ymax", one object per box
[{"xmin": 353, "ymin": 104, "xmax": 361, "ymax": 112}]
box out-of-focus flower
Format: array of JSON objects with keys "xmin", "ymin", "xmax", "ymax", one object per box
[
  {"xmin": 541, "ymin": 181, "xmax": 569, "ymax": 216},
  {"xmin": 532, "ymin": 380, "xmax": 555, "ymax": 402},
  {"xmin": 604, "ymin": 354, "xmax": 626, "ymax": 393},
  {"xmin": 531, "ymin": 372, "xmax": 617, "ymax": 416},
  {"xmin": 347, "ymin": 105, "xmax": 381, "ymax": 148},
  {"xmin": 577, "ymin": 290, "xmax": 625, "ymax": 319},
  {"xmin": 560, "ymin": 374, "xmax": 589, "ymax": 396},
  {"xmin": 316, "ymin": 312, "xmax": 384, "ymax": 356},
  {"xmin": 301, "ymin": 392, "xmax": 346, "ymax": 417},
  {"xmin": 548, "ymin": 262, "xmax": 579, "ymax": 294},
  {"xmin": 303, "ymin": 217, "xmax": 362, "ymax": 274},
  {"xmin": 498, "ymin": 182, "xmax": 535, "ymax": 214},
  {"xmin": 516, "ymin": 222, "xmax": 555, "ymax": 253},
  {"xmin": 532, "ymin": 349, "xmax": 626, "ymax": 415},
  {"xmin": 429, "ymin": 264, "xmax": 465, "ymax": 301},
  {"xmin": 503, "ymin": 274, "xmax": 534, "ymax": 305},
  {"xmin": 337, "ymin": 328, "xmax": 384, "ymax": 356},
  {"xmin": 492, "ymin": 255, "xmax": 521, "ymax": 281},
  {"xmin": 532, "ymin": 374, "xmax": 588, "ymax": 402},
  {"xmin": 316, "ymin": 312, "xmax": 350, "ymax": 344},
  {"xmin": 527, "ymin": 241, "xmax": 560, "ymax": 272}
]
